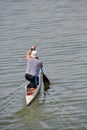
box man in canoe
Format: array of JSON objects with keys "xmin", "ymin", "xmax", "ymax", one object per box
[
  {"xmin": 25, "ymin": 50, "xmax": 43, "ymax": 91},
  {"xmin": 26, "ymin": 45, "xmax": 36, "ymax": 60}
]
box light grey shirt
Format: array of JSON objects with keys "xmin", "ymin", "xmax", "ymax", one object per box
[{"xmin": 26, "ymin": 58, "xmax": 42, "ymax": 76}]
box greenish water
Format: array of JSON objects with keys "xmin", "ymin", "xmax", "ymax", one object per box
[{"xmin": 0, "ymin": 0, "xmax": 87, "ymax": 130}]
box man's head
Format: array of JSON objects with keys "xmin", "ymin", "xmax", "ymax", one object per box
[{"xmin": 31, "ymin": 50, "xmax": 38, "ymax": 58}]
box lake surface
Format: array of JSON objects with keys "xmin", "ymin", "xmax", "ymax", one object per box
[{"xmin": 0, "ymin": 0, "xmax": 87, "ymax": 130}]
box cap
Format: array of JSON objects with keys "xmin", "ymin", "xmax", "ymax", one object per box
[{"xmin": 31, "ymin": 50, "xmax": 38, "ymax": 58}]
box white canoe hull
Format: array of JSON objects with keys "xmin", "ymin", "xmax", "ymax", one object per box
[{"xmin": 25, "ymin": 72, "xmax": 42, "ymax": 106}]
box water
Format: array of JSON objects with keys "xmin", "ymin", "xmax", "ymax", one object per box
[{"xmin": 0, "ymin": 0, "xmax": 87, "ymax": 130}]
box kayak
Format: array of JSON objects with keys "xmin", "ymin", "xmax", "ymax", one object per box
[{"xmin": 25, "ymin": 71, "xmax": 42, "ymax": 106}]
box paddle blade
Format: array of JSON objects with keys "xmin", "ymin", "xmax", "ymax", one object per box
[
  {"xmin": 43, "ymin": 73, "xmax": 50, "ymax": 90},
  {"xmin": 44, "ymin": 82, "xmax": 50, "ymax": 91},
  {"xmin": 43, "ymin": 73, "xmax": 50, "ymax": 84}
]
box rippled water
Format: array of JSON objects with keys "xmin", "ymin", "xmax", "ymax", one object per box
[{"xmin": 0, "ymin": 0, "xmax": 87, "ymax": 130}]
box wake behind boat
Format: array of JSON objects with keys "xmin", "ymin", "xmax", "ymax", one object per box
[{"xmin": 25, "ymin": 71, "xmax": 43, "ymax": 106}]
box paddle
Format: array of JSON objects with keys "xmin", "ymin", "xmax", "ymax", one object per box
[{"xmin": 41, "ymin": 69, "xmax": 50, "ymax": 90}]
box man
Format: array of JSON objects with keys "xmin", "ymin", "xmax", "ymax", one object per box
[
  {"xmin": 25, "ymin": 50, "xmax": 43, "ymax": 88},
  {"xmin": 26, "ymin": 46, "xmax": 36, "ymax": 60}
]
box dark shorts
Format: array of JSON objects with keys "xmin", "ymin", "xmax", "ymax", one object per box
[
  {"xmin": 25, "ymin": 73, "xmax": 39, "ymax": 88},
  {"xmin": 25, "ymin": 73, "xmax": 34, "ymax": 81}
]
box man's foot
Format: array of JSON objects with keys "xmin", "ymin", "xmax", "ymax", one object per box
[{"xmin": 27, "ymin": 87, "xmax": 35, "ymax": 95}]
